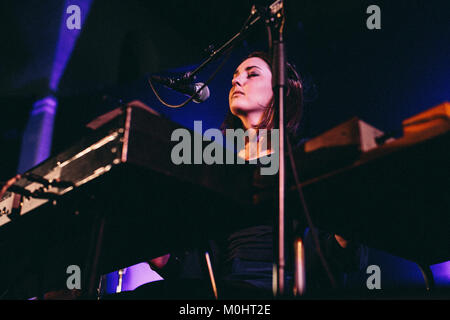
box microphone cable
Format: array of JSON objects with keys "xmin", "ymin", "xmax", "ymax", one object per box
[
  {"xmin": 148, "ymin": 46, "xmax": 232, "ymax": 109},
  {"xmin": 286, "ymin": 133, "xmax": 338, "ymax": 289},
  {"xmin": 148, "ymin": 9, "xmax": 258, "ymax": 109}
]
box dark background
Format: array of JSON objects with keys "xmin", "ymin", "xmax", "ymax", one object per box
[
  {"xmin": 1, "ymin": 0, "xmax": 449, "ymax": 176},
  {"xmin": 0, "ymin": 0, "xmax": 449, "ymax": 292}
]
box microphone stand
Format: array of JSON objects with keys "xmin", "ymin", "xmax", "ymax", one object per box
[
  {"xmin": 176, "ymin": 7, "xmax": 262, "ymax": 83},
  {"xmin": 261, "ymin": 0, "xmax": 289, "ymax": 297},
  {"xmin": 148, "ymin": 6, "xmax": 262, "ymax": 110},
  {"xmin": 157, "ymin": 0, "xmax": 294, "ymax": 298}
]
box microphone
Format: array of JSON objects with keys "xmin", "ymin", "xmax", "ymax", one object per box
[{"xmin": 150, "ymin": 75, "xmax": 210, "ymax": 103}]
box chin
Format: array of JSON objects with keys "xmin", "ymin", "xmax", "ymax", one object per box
[{"xmin": 230, "ymin": 103, "xmax": 251, "ymax": 117}]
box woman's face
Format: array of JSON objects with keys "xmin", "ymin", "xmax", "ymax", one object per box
[{"xmin": 229, "ymin": 57, "xmax": 273, "ymax": 119}]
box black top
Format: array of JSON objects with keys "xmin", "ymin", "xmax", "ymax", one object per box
[
  {"xmin": 226, "ymin": 225, "xmax": 273, "ymax": 262},
  {"xmin": 221, "ymin": 140, "xmax": 368, "ymax": 290},
  {"xmin": 150, "ymin": 137, "xmax": 368, "ymax": 296}
]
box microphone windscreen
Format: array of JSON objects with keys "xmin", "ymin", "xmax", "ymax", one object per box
[{"xmin": 194, "ymin": 82, "xmax": 210, "ymax": 103}]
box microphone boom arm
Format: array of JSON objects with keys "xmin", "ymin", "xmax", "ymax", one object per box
[{"xmin": 148, "ymin": 3, "xmax": 267, "ymax": 108}]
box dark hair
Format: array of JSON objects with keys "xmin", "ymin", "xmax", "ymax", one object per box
[{"xmin": 221, "ymin": 51, "xmax": 303, "ymax": 136}]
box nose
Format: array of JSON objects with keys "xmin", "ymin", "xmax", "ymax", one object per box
[{"xmin": 232, "ymin": 73, "xmax": 245, "ymax": 87}]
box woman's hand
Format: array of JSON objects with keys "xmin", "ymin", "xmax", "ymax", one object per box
[
  {"xmin": 0, "ymin": 174, "xmax": 21, "ymax": 199},
  {"xmin": 149, "ymin": 254, "xmax": 171, "ymax": 270},
  {"xmin": 334, "ymin": 234, "xmax": 349, "ymax": 248}
]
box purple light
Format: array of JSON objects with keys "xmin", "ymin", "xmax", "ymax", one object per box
[
  {"xmin": 18, "ymin": 95, "xmax": 58, "ymax": 173},
  {"xmin": 18, "ymin": 1, "xmax": 92, "ymax": 173},
  {"xmin": 31, "ymin": 96, "xmax": 57, "ymax": 116},
  {"xmin": 121, "ymin": 263, "xmax": 163, "ymax": 292},
  {"xmin": 29, "ymin": 96, "xmax": 57, "ymax": 165},
  {"xmin": 103, "ymin": 262, "xmax": 163, "ymax": 294},
  {"xmin": 430, "ymin": 261, "xmax": 450, "ymax": 287},
  {"xmin": 49, "ymin": 0, "xmax": 92, "ymax": 91}
]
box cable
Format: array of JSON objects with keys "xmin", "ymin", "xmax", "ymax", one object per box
[
  {"xmin": 148, "ymin": 10, "xmax": 257, "ymax": 109},
  {"xmin": 148, "ymin": 47, "xmax": 233, "ymax": 109},
  {"xmin": 286, "ymin": 133, "xmax": 337, "ymax": 289}
]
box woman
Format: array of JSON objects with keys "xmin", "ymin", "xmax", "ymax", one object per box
[
  {"xmin": 141, "ymin": 51, "xmax": 367, "ymax": 299},
  {"xmin": 218, "ymin": 51, "xmax": 366, "ymax": 295}
]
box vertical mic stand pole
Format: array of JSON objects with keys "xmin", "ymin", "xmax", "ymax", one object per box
[
  {"xmin": 265, "ymin": 0, "xmax": 287, "ymax": 297},
  {"xmin": 275, "ymin": 36, "xmax": 287, "ymax": 298}
]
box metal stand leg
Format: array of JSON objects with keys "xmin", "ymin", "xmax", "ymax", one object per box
[
  {"xmin": 293, "ymin": 237, "xmax": 306, "ymax": 297},
  {"xmin": 84, "ymin": 214, "xmax": 106, "ymax": 299},
  {"xmin": 417, "ymin": 263, "xmax": 435, "ymax": 292},
  {"xmin": 205, "ymin": 252, "xmax": 218, "ymax": 300}
]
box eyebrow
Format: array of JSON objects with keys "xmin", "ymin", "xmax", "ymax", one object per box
[{"xmin": 233, "ymin": 65, "xmax": 263, "ymax": 77}]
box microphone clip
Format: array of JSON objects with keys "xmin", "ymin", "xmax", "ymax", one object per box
[{"xmin": 173, "ymin": 72, "xmax": 196, "ymax": 85}]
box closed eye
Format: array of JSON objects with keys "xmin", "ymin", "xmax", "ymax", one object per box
[
  {"xmin": 232, "ymin": 65, "xmax": 262, "ymax": 82},
  {"xmin": 231, "ymin": 73, "xmax": 259, "ymax": 85}
]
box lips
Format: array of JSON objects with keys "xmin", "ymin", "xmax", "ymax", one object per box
[{"xmin": 232, "ymin": 90, "xmax": 244, "ymax": 98}]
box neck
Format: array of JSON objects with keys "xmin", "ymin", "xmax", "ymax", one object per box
[{"xmin": 237, "ymin": 110, "xmax": 265, "ymax": 130}]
